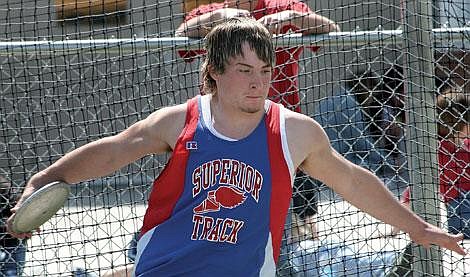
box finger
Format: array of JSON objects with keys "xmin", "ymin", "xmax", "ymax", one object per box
[
  {"xmin": 259, "ymin": 21, "xmax": 272, "ymax": 32},
  {"xmin": 449, "ymin": 234, "xmax": 467, "ymax": 255},
  {"xmin": 7, "ymin": 220, "xmax": 34, "ymax": 239},
  {"xmin": 447, "ymin": 241, "xmax": 467, "ymax": 256},
  {"xmin": 19, "ymin": 232, "xmax": 33, "ymax": 239},
  {"xmin": 6, "ymin": 212, "xmax": 34, "ymax": 239},
  {"xmin": 269, "ymin": 26, "xmax": 278, "ymax": 35},
  {"xmin": 7, "ymin": 229, "xmax": 33, "ymax": 239},
  {"xmin": 434, "ymin": 233, "xmax": 466, "ymax": 255},
  {"xmin": 454, "ymin": 246, "xmax": 467, "ymax": 256}
]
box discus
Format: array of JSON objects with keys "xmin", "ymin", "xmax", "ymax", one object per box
[{"xmin": 10, "ymin": 181, "xmax": 70, "ymax": 234}]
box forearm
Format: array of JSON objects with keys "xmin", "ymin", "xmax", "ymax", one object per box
[
  {"xmin": 293, "ymin": 11, "xmax": 340, "ymax": 34},
  {"xmin": 297, "ymin": 116, "xmax": 466, "ymax": 255},
  {"xmin": 336, "ymin": 165, "xmax": 427, "ymax": 234},
  {"xmin": 27, "ymin": 136, "xmax": 136, "ymax": 188},
  {"xmin": 346, "ymin": 178, "xmax": 465, "ymax": 253}
]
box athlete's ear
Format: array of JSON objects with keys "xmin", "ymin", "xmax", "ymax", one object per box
[{"xmin": 208, "ymin": 64, "xmax": 220, "ymax": 81}]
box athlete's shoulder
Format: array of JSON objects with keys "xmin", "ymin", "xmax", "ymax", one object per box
[
  {"xmin": 281, "ymin": 106, "xmax": 317, "ymax": 125},
  {"xmin": 144, "ymin": 99, "xmax": 196, "ymax": 151},
  {"xmin": 265, "ymin": 101, "xmax": 322, "ymax": 134},
  {"xmin": 281, "ymin": 106, "xmax": 331, "ymax": 168},
  {"xmin": 148, "ymin": 101, "xmax": 188, "ymax": 125}
]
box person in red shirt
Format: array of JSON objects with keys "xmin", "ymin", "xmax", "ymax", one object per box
[
  {"xmin": 0, "ymin": 176, "xmax": 27, "ymax": 277},
  {"xmin": 436, "ymin": 91, "xmax": 470, "ymax": 238},
  {"xmin": 399, "ymin": 90, "xmax": 469, "ymax": 238}
]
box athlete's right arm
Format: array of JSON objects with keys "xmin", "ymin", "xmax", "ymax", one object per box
[{"xmin": 14, "ymin": 104, "xmax": 187, "ymax": 206}]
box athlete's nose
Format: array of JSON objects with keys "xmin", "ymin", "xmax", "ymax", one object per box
[{"xmin": 249, "ymin": 72, "xmax": 265, "ymax": 89}]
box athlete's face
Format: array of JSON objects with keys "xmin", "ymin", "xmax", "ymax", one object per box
[{"xmin": 212, "ymin": 43, "xmax": 272, "ymax": 114}]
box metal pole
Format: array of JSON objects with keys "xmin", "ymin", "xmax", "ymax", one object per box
[
  {"xmin": 0, "ymin": 28, "xmax": 469, "ymax": 53},
  {"xmin": 402, "ymin": 0, "xmax": 443, "ymax": 276}
]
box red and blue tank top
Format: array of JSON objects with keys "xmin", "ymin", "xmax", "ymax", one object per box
[{"xmin": 135, "ymin": 95, "xmax": 294, "ymax": 276}]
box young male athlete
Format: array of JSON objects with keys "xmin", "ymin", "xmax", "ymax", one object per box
[
  {"xmin": 7, "ymin": 18, "xmax": 466, "ymax": 276},
  {"xmin": 176, "ymin": 0, "xmax": 341, "ymax": 238}
]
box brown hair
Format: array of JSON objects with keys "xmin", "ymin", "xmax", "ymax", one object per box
[
  {"xmin": 436, "ymin": 90, "xmax": 469, "ymax": 139},
  {"xmin": 201, "ymin": 17, "xmax": 274, "ymax": 94}
]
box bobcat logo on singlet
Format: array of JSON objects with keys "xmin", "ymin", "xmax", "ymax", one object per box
[{"xmin": 190, "ymin": 158, "xmax": 264, "ymax": 244}]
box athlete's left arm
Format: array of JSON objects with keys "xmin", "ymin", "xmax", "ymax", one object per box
[{"xmin": 285, "ymin": 111, "xmax": 466, "ymax": 255}]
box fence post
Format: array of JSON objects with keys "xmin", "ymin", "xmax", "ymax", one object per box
[{"xmin": 402, "ymin": 0, "xmax": 443, "ymax": 276}]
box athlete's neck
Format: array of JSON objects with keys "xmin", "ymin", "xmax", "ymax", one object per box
[{"xmin": 209, "ymin": 94, "xmax": 264, "ymax": 140}]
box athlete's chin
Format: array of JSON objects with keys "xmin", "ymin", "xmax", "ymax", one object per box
[
  {"xmin": 241, "ymin": 102, "xmax": 264, "ymax": 114},
  {"xmin": 241, "ymin": 107, "xmax": 262, "ymax": 114},
  {"xmin": 241, "ymin": 98, "xmax": 265, "ymax": 114}
]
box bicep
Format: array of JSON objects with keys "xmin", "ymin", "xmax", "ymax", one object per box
[
  {"xmin": 286, "ymin": 112, "xmax": 355, "ymax": 189},
  {"xmin": 295, "ymin": 120, "xmax": 356, "ymax": 190},
  {"xmin": 301, "ymin": 142, "xmax": 356, "ymax": 191},
  {"xmin": 40, "ymin": 126, "xmax": 164, "ymax": 185},
  {"xmin": 113, "ymin": 110, "xmax": 176, "ymax": 158},
  {"xmin": 74, "ymin": 120, "xmax": 168, "ymax": 173}
]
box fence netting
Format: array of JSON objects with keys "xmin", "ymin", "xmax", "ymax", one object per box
[{"xmin": 0, "ymin": 0, "xmax": 469, "ymax": 276}]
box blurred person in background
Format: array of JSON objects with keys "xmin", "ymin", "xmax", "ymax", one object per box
[
  {"xmin": 436, "ymin": 91, "xmax": 470, "ymax": 238},
  {"xmin": 345, "ymin": 65, "xmax": 408, "ymax": 189},
  {"xmin": 398, "ymin": 90, "xmax": 469, "ymax": 238},
  {"xmin": 0, "ymin": 175, "xmax": 27, "ymax": 276}
]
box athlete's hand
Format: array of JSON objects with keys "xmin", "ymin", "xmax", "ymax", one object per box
[
  {"xmin": 6, "ymin": 184, "xmax": 41, "ymax": 239},
  {"xmin": 408, "ymin": 223, "xmax": 467, "ymax": 256},
  {"xmin": 6, "ymin": 208, "xmax": 37, "ymax": 239}
]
